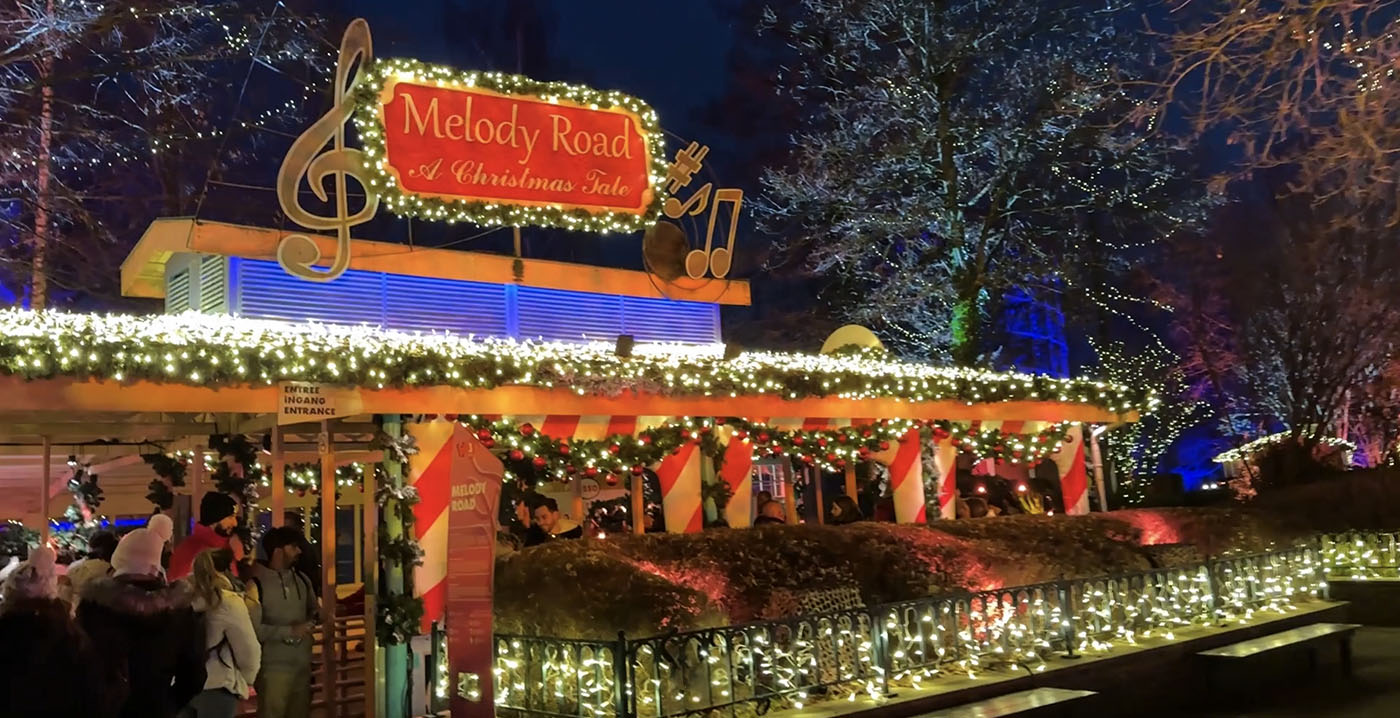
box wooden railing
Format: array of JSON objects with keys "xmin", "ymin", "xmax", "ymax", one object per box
[{"xmin": 236, "ymin": 614, "xmax": 367, "ymax": 718}]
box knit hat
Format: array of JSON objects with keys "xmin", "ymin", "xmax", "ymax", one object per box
[
  {"xmin": 147, "ymin": 513, "xmax": 174, "ymax": 544},
  {"xmin": 111, "ymin": 522, "xmax": 166, "ymax": 578},
  {"xmin": 1, "ymin": 545, "xmax": 58, "ymax": 601},
  {"xmin": 199, "ymin": 492, "xmax": 237, "ymax": 526}
]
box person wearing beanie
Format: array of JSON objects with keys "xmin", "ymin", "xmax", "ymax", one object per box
[
  {"xmin": 169, "ymin": 493, "xmax": 239, "ymax": 581},
  {"xmin": 78, "ymin": 518, "xmax": 207, "ymax": 718},
  {"xmin": 0, "ymin": 545, "xmax": 107, "ymax": 717},
  {"xmin": 64, "ymin": 531, "xmax": 120, "ymax": 605}
]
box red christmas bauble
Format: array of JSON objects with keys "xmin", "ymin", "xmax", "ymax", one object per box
[
  {"xmin": 836, "ymin": 459, "xmax": 847, "ymax": 469},
  {"xmin": 608, "ymin": 444, "xmax": 621, "ymax": 455},
  {"xmin": 558, "ymin": 443, "xmax": 571, "ymax": 456},
  {"xmin": 476, "ymin": 429, "xmax": 492, "ymax": 441},
  {"xmin": 793, "ymin": 436, "xmax": 805, "ymax": 446},
  {"xmin": 758, "ymin": 433, "xmax": 771, "ymax": 443},
  {"xmin": 444, "ymin": 414, "xmax": 457, "ymax": 422},
  {"xmin": 826, "ymin": 452, "xmax": 838, "ymax": 462},
  {"xmin": 641, "ymin": 434, "xmax": 653, "ymax": 445},
  {"xmin": 838, "ymin": 434, "xmax": 849, "ymax": 444},
  {"xmin": 520, "ymin": 423, "xmax": 535, "ymax": 436},
  {"xmin": 508, "ymin": 449, "xmax": 525, "ymax": 461},
  {"xmin": 680, "ymin": 429, "xmax": 692, "ymax": 439},
  {"xmin": 533, "ymin": 456, "xmax": 548, "ymax": 469},
  {"xmin": 861, "ymin": 429, "xmax": 873, "ymax": 438},
  {"xmin": 566, "ymin": 465, "xmax": 578, "ymax": 475},
  {"xmin": 802, "ymin": 455, "xmax": 815, "ymax": 465},
  {"xmin": 879, "ymin": 441, "xmax": 891, "ymax": 451},
  {"xmin": 631, "ymin": 465, "xmax": 645, "ymax": 476},
  {"xmin": 601, "ymin": 473, "xmax": 617, "ymax": 486},
  {"xmin": 424, "ymin": 414, "xmax": 438, "ymax": 421},
  {"xmin": 482, "ymin": 438, "xmax": 495, "ymax": 449},
  {"xmin": 735, "ymin": 430, "xmax": 749, "ymax": 440},
  {"xmin": 817, "ymin": 438, "xmax": 829, "ymax": 448},
  {"xmin": 584, "ymin": 466, "xmax": 599, "ymax": 478}
]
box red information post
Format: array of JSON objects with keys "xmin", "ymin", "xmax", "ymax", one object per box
[
  {"xmin": 444, "ymin": 424, "xmax": 504, "ymax": 717},
  {"xmin": 378, "ymin": 80, "xmax": 655, "ymax": 216}
]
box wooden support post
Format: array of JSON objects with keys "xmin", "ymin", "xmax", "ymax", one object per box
[
  {"xmin": 631, "ymin": 472, "xmax": 645, "ymax": 535},
  {"xmin": 362, "ymin": 450, "xmax": 379, "ymax": 718},
  {"xmin": 39, "ymin": 436, "xmax": 51, "ymax": 543},
  {"xmin": 571, "ymin": 479, "xmax": 585, "ymax": 527},
  {"xmin": 190, "ymin": 446, "xmax": 206, "ymax": 530},
  {"xmin": 782, "ymin": 463, "xmax": 799, "ymax": 525},
  {"xmin": 845, "ymin": 462, "xmax": 858, "ymax": 499},
  {"xmin": 318, "ymin": 421, "xmax": 339, "ymax": 718},
  {"xmin": 271, "ymin": 427, "xmax": 285, "ymax": 527},
  {"xmin": 812, "ymin": 466, "xmax": 825, "ymax": 525}
]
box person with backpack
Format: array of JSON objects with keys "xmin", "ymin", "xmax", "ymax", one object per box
[
  {"xmin": 179, "ymin": 549, "xmax": 261, "ymax": 718},
  {"xmin": 78, "ymin": 517, "xmax": 206, "ymax": 718},
  {"xmin": 249, "ymin": 526, "xmax": 318, "ymax": 718}
]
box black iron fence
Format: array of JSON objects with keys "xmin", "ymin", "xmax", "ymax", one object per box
[{"xmin": 462, "ymin": 538, "xmax": 1354, "ymax": 718}]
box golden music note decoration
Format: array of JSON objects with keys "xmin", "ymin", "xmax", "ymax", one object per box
[
  {"xmin": 275, "ymin": 19, "xmax": 381, "ymax": 283},
  {"xmin": 660, "ymin": 142, "xmax": 742, "ymax": 280}
]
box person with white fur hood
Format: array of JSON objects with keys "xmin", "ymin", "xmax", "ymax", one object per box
[
  {"xmin": 78, "ymin": 515, "xmax": 206, "ymax": 718},
  {"xmin": 0, "ymin": 545, "xmax": 106, "ymax": 717}
]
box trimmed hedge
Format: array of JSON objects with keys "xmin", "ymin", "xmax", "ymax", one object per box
[{"xmin": 493, "ymin": 472, "xmax": 1399, "ymax": 639}]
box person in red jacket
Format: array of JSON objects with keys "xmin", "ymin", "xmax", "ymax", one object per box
[{"xmin": 168, "ymin": 493, "xmax": 239, "ymax": 581}]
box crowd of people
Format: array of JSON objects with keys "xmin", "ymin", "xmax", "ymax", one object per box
[{"xmin": 0, "ymin": 493, "xmax": 320, "ymax": 718}]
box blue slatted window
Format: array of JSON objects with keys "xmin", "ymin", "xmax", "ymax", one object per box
[{"xmin": 214, "ymin": 258, "xmax": 720, "ymax": 344}]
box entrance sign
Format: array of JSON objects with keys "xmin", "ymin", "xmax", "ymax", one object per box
[
  {"xmin": 444, "ymin": 425, "xmax": 503, "ymax": 717},
  {"xmin": 357, "ymin": 59, "xmax": 668, "ymax": 234},
  {"xmin": 277, "ymin": 381, "xmax": 361, "ymax": 425}
]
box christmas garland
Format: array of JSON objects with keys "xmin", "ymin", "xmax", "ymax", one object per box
[
  {"xmin": 451, "ymin": 415, "xmax": 1077, "ymax": 483},
  {"xmin": 143, "ymin": 452, "xmax": 190, "ymax": 511},
  {"xmin": 0, "ymin": 310, "xmax": 1154, "ymax": 415},
  {"xmin": 372, "ymin": 430, "xmax": 425, "ymax": 647}
]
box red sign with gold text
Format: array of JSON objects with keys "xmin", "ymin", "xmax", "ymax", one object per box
[
  {"xmin": 378, "ymin": 80, "xmax": 655, "ymax": 215},
  {"xmin": 444, "ymin": 424, "xmax": 503, "ymax": 718}
]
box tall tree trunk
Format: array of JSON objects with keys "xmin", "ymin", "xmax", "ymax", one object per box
[{"xmin": 30, "ymin": 0, "xmax": 55, "ymax": 310}]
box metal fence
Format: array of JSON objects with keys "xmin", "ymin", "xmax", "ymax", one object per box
[
  {"xmin": 1320, "ymin": 531, "xmax": 1400, "ymax": 579},
  {"xmin": 475, "ymin": 539, "xmax": 1346, "ymax": 718}
]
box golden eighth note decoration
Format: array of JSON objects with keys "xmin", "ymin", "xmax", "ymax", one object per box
[
  {"xmin": 275, "ymin": 19, "xmax": 381, "ymax": 282},
  {"xmin": 663, "ymin": 141, "xmax": 742, "ymax": 280}
]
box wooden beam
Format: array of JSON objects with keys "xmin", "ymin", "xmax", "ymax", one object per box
[
  {"xmin": 318, "ymin": 421, "xmax": 339, "ymax": 717},
  {"xmin": 124, "ymin": 217, "xmax": 753, "ymax": 306},
  {"xmin": 0, "ymin": 376, "xmax": 1136, "ymax": 425},
  {"xmin": 40, "ymin": 437, "xmax": 50, "ymax": 542}
]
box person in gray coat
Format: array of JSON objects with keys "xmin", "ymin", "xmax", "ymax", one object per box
[{"xmin": 248, "ymin": 527, "xmax": 317, "ymax": 718}]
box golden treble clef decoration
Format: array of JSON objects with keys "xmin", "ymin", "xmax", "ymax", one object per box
[{"xmin": 276, "ymin": 19, "xmax": 380, "ymax": 282}]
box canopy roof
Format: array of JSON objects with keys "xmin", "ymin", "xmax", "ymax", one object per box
[{"xmin": 0, "ymin": 310, "xmax": 1150, "ymax": 422}]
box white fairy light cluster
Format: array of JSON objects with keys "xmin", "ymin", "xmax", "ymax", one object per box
[
  {"xmin": 0, "ymin": 310, "xmax": 1154, "ymax": 413},
  {"xmin": 1212, "ymin": 431, "xmax": 1355, "ymax": 464}
]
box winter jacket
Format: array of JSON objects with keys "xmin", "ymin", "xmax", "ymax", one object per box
[
  {"xmin": 193, "ymin": 587, "xmax": 262, "ymax": 699},
  {"xmin": 66, "ymin": 557, "xmax": 112, "ymax": 596},
  {"xmin": 523, "ymin": 518, "xmax": 584, "ymax": 547},
  {"xmin": 0, "ymin": 597, "xmax": 105, "ymax": 717},
  {"xmin": 249, "ymin": 562, "xmax": 318, "ymax": 672},
  {"xmin": 167, "ymin": 524, "xmax": 229, "ymax": 581},
  {"xmin": 77, "ymin": 575, "xmax": 206, "ymax": 718}
]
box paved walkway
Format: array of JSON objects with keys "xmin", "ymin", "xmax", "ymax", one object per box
[{"xmin": 1182, "ymin": 627, "xmax": 1400, "ymax": 717}]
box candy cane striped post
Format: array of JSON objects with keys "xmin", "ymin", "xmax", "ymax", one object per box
[
  {"xmin": 889, "ymin": 427, "xmax": 927, "ymax": 524},
  {"xmin": 655, "ymin": 440, "xmax": 704, "ymax": 533},
  {"xmin": 406, "ymin": 419, "xmax": 455, "ymax": 632},
  {"xmin": 932, "ymin": 437, "xmax": 958, "ymax": 519},
  {"xmin": 718, "ymin": 427, "xmax": 754, "ymax": 528},
  {"xmin": 1051, "ymin": 424, "xmax": 1090, "ymax": 514}
]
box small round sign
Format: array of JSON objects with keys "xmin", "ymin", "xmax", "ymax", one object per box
[{"xmin": 579, "ymin": 478, "xmax": 601, "ymax": 500}]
